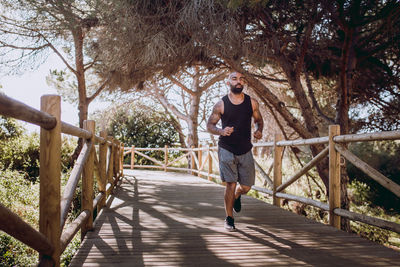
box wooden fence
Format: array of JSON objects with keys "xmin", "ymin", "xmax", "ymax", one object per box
[
  {"xmin": 0, "ymin": 94, "xmax": 123, "ymax": 266},
  {"xmin": 124, "ymin": 126, "xmax": 400, "ymax": 234}
]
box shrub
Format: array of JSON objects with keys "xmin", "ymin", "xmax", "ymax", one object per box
[{"xmin": 347, "ymin": 141, "xmax": 400, "ymax": 212}]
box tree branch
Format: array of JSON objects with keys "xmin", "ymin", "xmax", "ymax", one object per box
[
  {"xmin": 36, "ymin": 31, "xmax": 77, "ymax": 74},
  {"xmin": 304, "ymin": 68, "xmax": 335, "ymax": 124},
  {"xmin": 0, "ymin": 41, "xmax": 49, "ymax": 51},
  {"xmin": 199, "ymin": 71, "xmax": 227, "ymax": 92},
  {"xmin": 167, "ymin": 75, "xmax": 195, "ymax": 95},
  {"xmin": 87, "ymin": 76, "xmax": 111, "ymax": 104},
  {"xmin": 84, "ymin": 56, "xmax": 98, "ymax": 72},
  {"xmin": 149, "ymin": 83, "xmax": 190, "ymax": 122}
]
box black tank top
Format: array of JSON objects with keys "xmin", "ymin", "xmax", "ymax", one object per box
[{"xmin": 218, "ymin": 94, "xmax": 253, "ymax": 155}]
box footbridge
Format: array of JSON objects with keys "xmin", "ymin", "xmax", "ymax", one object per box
[{"xmin": 1, "ymin": 94, "xmax": 400, "ymax": 266}]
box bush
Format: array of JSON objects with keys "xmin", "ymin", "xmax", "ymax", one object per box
[
  {"xmin": 0, "ymin": 168, "xmax": 39, "ymax": 266},
  {"xmin": 347, "ymin": 141, "xmax": 400, "ymax": 212},
  {"xmin": 0, "ymin": 116, "xmax": 78, "ymax": 265},
  {"xmin": 95, "ymin": 102, "xmax": 180, "ymax": 165}
]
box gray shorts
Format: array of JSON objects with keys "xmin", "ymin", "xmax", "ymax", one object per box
[{"xmin": 218, "ymin": 147, "xmax": 255, "ymax": 187}]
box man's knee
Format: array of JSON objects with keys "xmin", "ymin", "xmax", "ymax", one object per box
[
  {"xmin": 239, "ymin": 184, "xmax": 251, "ymax": 194},
  {"xmin": 226, "ymin": 182, "xmax": 236, "ymax": 190}
]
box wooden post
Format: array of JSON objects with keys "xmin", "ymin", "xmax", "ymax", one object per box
[
  {"xmin": 120, "ymin": 143, "xmax": 124, "ymax": 177},
  {"xmin": 191, "ymin": 145, "xmax": 195, "ymax": 175},
  {"xmin": 98, "ymin": 130, "xmax": 108, "ymax": 210},
  {"xmin": 198, "ymin": 144, "xmax": 202, "ymax": 177},
  {"xmin": 39, "ymin": 95, "xmax": 61, "ymax": 266},
  {"xmin": 329, "ymin": 125, "xmax": 341, "ymax": 229},
  {"xmin": 273, "ymin": 133, "xmax": 283, "ymax": 207},
  {"xmin": 208, "ymin": 145, "xmax": 212, "ymax": 181},
  {"xmin": 164, "ymin": 145, "xmax": 168, "ymax": 172},
  {"xmin": 81, "ymin": 120, "xmax": 95, "ymax": 240},
  {"xmin": 114, "ymin": 140, "xmax": 119, "ymax": 183},
  {"xmin": 107, "ymin": 137, "xmax": 114, "ymax": 186},
  {"xmin": 130, "ymin": 145, "xmax": 135, "ymax": 169}
]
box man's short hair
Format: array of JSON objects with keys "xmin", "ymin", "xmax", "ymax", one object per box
[{"xmin": 228, "ymin": 71, "xmax": 243, "ymax": 80}]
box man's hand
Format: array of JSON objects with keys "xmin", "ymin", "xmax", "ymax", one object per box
[
  {"xmin": 253, "ymin": 130, "xmax": 262, "ymax": 139},
  {"xmin": 221, "ymin": 126, "xmax": 234, "ymax": 136}
]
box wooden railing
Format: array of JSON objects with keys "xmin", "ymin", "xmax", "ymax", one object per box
[
  {"xmin": 0, "ymin": 94, "xmax": 124, "ymax": 266},
  {"xmin": 124, "ymin": 125, "xmax": 400, "ymax": 234}
]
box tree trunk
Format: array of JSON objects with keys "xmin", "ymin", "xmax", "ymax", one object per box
[
  {"xmin": 71, "ymin": 26, "xmax": 88, "ymax": 163},
  {"xmin": 335, "ymin": 25, "xmax": 357, "ymax": 232}
]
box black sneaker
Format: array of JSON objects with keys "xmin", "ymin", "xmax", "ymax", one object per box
[
  {"xmin": 234, "ymin": 195, "xmax": 241, "ymax": 213},
  {"xmin": 224, "ymin": 216, "xmax": 236, "ymax": 232}
]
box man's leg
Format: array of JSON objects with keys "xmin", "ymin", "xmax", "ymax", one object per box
[
  {"xmin": 234, "ymin": 150, "xmax": 255, "ymax": 213},
  {"xmin": 235, "ymin": 184, "xmax": 251, "ymax": 199},
  {"xmin": 225, "ymin": 182, "xmax": 237, "ymax": 218},
  {"xmin": 233, "ymin": 184, "xmax": 250, "ymax": 213}
]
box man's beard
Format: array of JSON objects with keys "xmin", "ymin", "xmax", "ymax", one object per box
[{"xmin": 230, "ymin": 84, "xmax": 243, "ymax": 94}]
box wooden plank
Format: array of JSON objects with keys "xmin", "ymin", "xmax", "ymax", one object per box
[{"xmin": 69, "ymin": 170, "xmax": 400, "ymax": 267}]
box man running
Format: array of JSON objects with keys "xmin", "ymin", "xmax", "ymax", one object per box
[{"xmin": 207, "ymin": 71, "xmax": 264, "ymax": 231}]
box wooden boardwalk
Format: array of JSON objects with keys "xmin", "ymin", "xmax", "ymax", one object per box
[{"xmin": 69, "ymin": 170, "xmax": 400, "ymax": 267}]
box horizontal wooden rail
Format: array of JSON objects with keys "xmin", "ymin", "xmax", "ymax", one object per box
[
  {"xmin": 123, "ymin": 164, "xmax": 163, "ymax": 170},
  {"xmin": 334, "ymin": 130, "xmax": 400, "ymax": 143},
  {"xmin": 0, "ymin": 203, "xmax": 54, "ymax": 256},
  {"xmin": 94, "ymin": 135, "xmax": 106, "ymax": 145},
  {"xmin": 334, "ymin": 208, "xmax": 400, "ymax": 234},
  {"xmin": 0, "ymin": 94, "xmax": 56, "ymax": 130},
  {"xmin": 61, "ymin": 122, "xmax": 91, "ymax": 139},
  {"xmin": 252, "ymin": 186, "xmax": 330, "ymax": 211},
  {"xmin": 277, "ymin": 136, "xmax": 329, "ymax": 146},
  {"xmin": 252, "ymin": 141, "xmax": 274, "ymax": 147},
  {"xmin": 253, "ymin": 136, "xmax": 329, "ymax": 147}
]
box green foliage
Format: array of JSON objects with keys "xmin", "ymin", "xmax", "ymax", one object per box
[
  {"xmin": 349, "ymin": 180, "xmax": 400, "ymax": 248},
  {"xmin": 0, "ymin": 117, "xmax": 78, "ymax": 265},
  {"xmin": 0, "ymin": 234, "xmax": 37, "ymax": 267},
  {"xmin": 347, "ymin": 141, "xmax": 400, "ymax": 212},
  {"xmin": 0, "ymin": 168, "xmax": 39, "ymax": 266},
  {"xmin": 0, "ymin": 116, "xmax": 23, "ymax": 140},
  {"xmin": 0, "ymin": 132, "xmax": 40, "ymax": 182},
  {"xmin": 61, "ymin": 233, "xmax": 81, "ymax": 267},
  {"xmin": 101, "ymin": 103, "xmax": 179, "ymax": 165},
  {"xmin": 0, "ymin": 116, "xmax": 76, "ymax": 182}
]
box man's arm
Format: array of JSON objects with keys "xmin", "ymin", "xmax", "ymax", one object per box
[
  {"xmin": 251, "ymin": 98, "xmax": 264, "ymax": 139},
  {"xmin": 207, "ymin": 100, "xmax": 233, "ymax": 136}
]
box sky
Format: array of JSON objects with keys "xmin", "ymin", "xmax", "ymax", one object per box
[{"xmin": 1, "ymin": 55, "xmax": 107, "ymax": 132}]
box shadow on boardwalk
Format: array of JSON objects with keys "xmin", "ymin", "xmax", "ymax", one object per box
[{"xmin": 69, "ymin": 170, "xmax": 400, "ymax": 267}]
